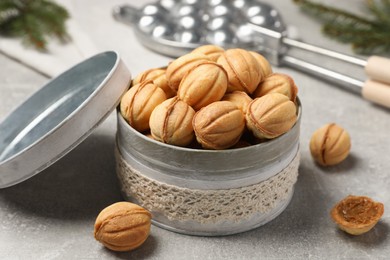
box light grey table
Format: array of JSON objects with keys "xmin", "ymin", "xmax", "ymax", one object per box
[{"xmin": 1, "ymin": 1, "xmax": 389, "ymax": 259}]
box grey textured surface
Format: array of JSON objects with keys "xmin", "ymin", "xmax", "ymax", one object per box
[{"xmin": 1, "ymin": 0, "xmax": 390, "ymax": 259}]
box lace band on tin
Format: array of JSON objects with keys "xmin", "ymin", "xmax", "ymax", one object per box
[{"xmin": 116, "ymin": 148, "xmax": 300, "ymax": 224}]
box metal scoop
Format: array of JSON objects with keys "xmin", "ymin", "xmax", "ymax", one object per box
[{"xmin": 113, "ymin": 0, "xmax": 390, "ymax": 108}]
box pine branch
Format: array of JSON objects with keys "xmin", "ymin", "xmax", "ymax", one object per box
[
  {"xmin": 0, "ymin": 0, "xmax": 70, "ymax": 51},
  {"xmin": 323, "ymin": 23, "xmax": 390, "ymax": 54},
  {"xmin": 366, "ymin": 0, "xmax": 390, "ymax": 24},
  {"xmin": 293, "ymin": 0, "xmax": 390, "ymax": 55},
  {"xmin": 293, "ymin": 0, "xmax": 374, "ymax": 26}
]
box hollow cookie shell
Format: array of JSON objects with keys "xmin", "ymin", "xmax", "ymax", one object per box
[
  {"xmin": 193, "ymin": 101, "xmax": 245, "ymax": 149},
  {"xmin": 309, "ymin": 123, "xmax": 351, "ymax": 166},
  {"xmin": 150, "ymin": 97, "xmax": 195, "ymax": 147},
  {"xmin": 94, "ymin": 202, "xmax": 152, "ymax": 252},
  {"xmin": 331, "ymin": 195, "xmax": 384, "ymax": 235},
  {"xmin": 246, "ymin": 93, "xmax": 297, "ymax": 139}
]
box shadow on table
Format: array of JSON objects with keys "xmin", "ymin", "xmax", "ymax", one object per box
[
  {"xmin": 316, "ymin": 153, "xmax": 360, "ymax": 174},
  {"xmin": 206, "ymin": 156, "xmax": 388, "ymax": 251},
  {"xmin": 107, "ymin": 235, "xmax": 158, "ymax": 260},
  {"xmin": 0, "ymin": 132, "xmax": 123, "ymax": 220},
  {"xmin": 335, "ymin": 221, "xmax": 389, "ymax": 247}
]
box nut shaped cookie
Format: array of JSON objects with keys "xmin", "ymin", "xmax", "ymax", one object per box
[
  {"xmin": 178, "ymin": 61, "xmax": 228, "ymax": 110},
  {"xmin": 246, "ymin": 93, "xmax": 297, "ymax": 139},
  {"xmin": 166, "ymin": 52, "xmax": 210, "ymax": 91},
  {"xmin": 192, "ymin": 44, "xmax": 225, "ymax": 62},
  {"xmin": 150, "ymin": 97, "xmax": 195, "ymax": 146},
  {"xmin": 217, "ymin": 48, "xmax": 263, "ymax": 94},
  {"xmin": 222, "ymin": 91, "xmax": 253, "ymax": 114},
  {"xmin": 193, "ymin": 101, "xmax": 245, "ymax": 149},
  {"xmin": 133, "ymin": 68, "xmax": 176, "ymax": 98},
  {"xmin": 310, "ymin": 123, "xmax": 351, "ymax": 166},
  {"xmin": 249, "ymin": 51, "xmax": 273, "ymax": 77},
  {"xmin": 253, "ymin": 73, "xmax": 298, "ymax": 102},
  {"xmin": 120, "ymin": 80, "xmax": 167, "ymax": 132},
  {"xmin": 94, "ymin": 202, "xmax": 151, "ymax": 252}
]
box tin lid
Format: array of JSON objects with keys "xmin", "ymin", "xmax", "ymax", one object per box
[{"xmin": 0, "ymin": 51, "xmax": 131, "ymax": 188}]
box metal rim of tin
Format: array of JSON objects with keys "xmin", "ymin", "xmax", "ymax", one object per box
[{"xmin": 116, "ymin": 99, "xmax": 301, "ymax": 189}]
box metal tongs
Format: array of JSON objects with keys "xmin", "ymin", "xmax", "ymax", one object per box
[{"xmin": 113, "ymin": 0, "xmax": 390, "ymax": 108}]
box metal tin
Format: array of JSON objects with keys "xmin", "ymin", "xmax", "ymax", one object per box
[
  {"xmin": 116, "ymin": 100, "xmax": 301, "ymax": 236},
  {"xmin": 0, "ymin": 51, "xmax": 131, "ymax": 188}
]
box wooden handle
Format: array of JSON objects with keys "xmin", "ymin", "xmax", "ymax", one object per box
[
  {"xmin": 362, "ymin": 80, "xmax": 390, "ymax": 108},
  {"xmin": 365, "ymin": 56, "xmax": 390, "ymax": 84}
]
